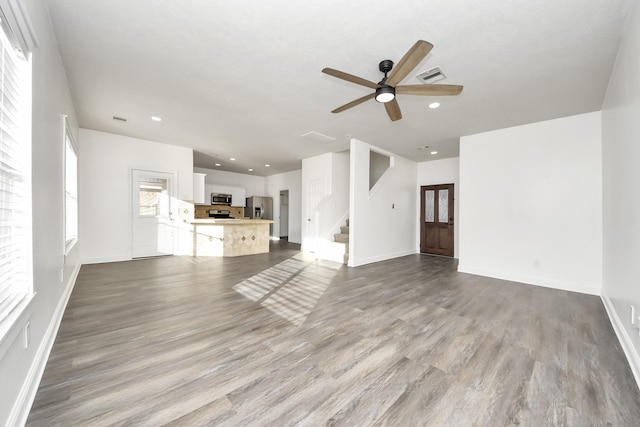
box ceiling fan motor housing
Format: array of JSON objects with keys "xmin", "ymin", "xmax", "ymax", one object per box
[{"xmin": 378, "ymin": 59, "xmax": 394, "ymax": 73}]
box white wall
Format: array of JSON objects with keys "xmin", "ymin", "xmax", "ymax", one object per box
[
  {"xmin": 349, "ymin": 139, "xmax": 417, "ymax": 267},
  {"xmin": 265, "ymin": 170, "xmax": 302, "ymax": 244},
  {"xmin": 417, "ymin": 157, "xmax": 460, "ymax": 258},
  {"xmin": 601, "ymin": 0, "xmax": 640, "ymax": 388},
  {"xmin": 194, "ymin": 167, "xmax": 266, "ymax": 199},
  {"xmin": 0, "ymin": 0, "xmax": 81, "ymax": 424},
  {"xmin": 79, "ymin": 129, "xmax": 193, "ymax": 263},
  {"xmin": 458, "ymin": 112, "xmax": 602, "ymax": 295}
]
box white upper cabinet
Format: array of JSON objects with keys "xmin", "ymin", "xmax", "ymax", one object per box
[{"xmin": 193, "ymin": 173, "xmax": 206, "ymax": 204}]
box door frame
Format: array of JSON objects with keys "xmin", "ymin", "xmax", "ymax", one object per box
[
  {"xmin": 130, "ymin": 168, "xmax": 178, "ymax": 258},
  {"xmin": 279, "ymin": 189, "xmax": 289, "ymax": 239}
]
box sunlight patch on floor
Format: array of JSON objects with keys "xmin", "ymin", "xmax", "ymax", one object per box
[{"xmin": 233, "ymin": 253, "xmax": 341, "ymax": 325}]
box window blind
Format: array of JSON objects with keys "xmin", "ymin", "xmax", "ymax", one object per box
[{"xmin": 0, "ymin": 9, "xmax": 29, "ymax": 323}]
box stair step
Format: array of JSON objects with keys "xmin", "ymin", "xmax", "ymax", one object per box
[
  {"xmin": 334, "ymin": 233, "xmax": 349, "ymax": 243},
  {"xmin": 340, "ymin": 225, "xmax": 349, "ymax": 234}
]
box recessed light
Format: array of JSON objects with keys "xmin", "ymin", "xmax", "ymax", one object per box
[
  {"xmin": 265, "ymin": 164, "xmax": 270, "ymax": 167},
  {"xmin": 430, "ymin": 151, "xmax": 438, "ymax": 155},
  {"xmin": 229, "ymin": 157, "xmax": 236, "ymax": 161},
  {"xmin": 151, "ymin": 116, "xmax": 162, "ymax": 122},
  {"xmin": 248, "ymin": 168, "xmax": 254, "ymax": 172},
  {"xmin": 428, "ymin": 102, "xmax": 440, "ymax": 109},
  {"xmin": 214, "ymin": 163, "xmax": 221, "ymax": 167}
]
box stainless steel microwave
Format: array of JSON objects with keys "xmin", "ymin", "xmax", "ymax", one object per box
[{"xmin": 211, "ymin": 193, "xmax": 232, "ymax": 205}]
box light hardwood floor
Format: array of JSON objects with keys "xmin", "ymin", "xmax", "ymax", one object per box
[{"xmin": 27, "ymin": 241, "xmax": 640, "ymax": 426}]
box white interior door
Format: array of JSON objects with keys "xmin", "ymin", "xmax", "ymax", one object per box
[
  {"xmin": 132, "ymin": 170, "xmax": 175, "ymax": 258},
  {"xmin": 305, "ymin": 179, "xmax": 324, "ymax": 253}
]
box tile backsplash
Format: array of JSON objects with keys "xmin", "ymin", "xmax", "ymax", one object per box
[{"xmin": 194, "ymin": 204, "xmax": 245, "ymax": 219}]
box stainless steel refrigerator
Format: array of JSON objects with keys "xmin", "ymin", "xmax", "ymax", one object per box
[{"xmin": 246, "ymin": 196, "xmax": 273, "ymax": 235}]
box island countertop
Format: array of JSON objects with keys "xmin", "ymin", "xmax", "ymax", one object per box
[{"xmin": 189, "ymin": 219, "xmax": 274, "ymax": 225}]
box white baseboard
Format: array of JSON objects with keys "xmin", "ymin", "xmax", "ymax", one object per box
[
  {"xmin": 456, "ymin": 264, "xmax": 601, "ymax": 296},
  {"xmin": 80, "ymin": 255, "xmax": 130, "ymax": 265},
  {"xmin": 601, "ymin": 293, "xmax": 640, "ymax": 391},
  {"xmin": 8, "ymin": 263, "xmax": 81, "ymax": 427},
  {"xmin": 348, "ymin": 248, "xmax": 417, "ymax": 267}
]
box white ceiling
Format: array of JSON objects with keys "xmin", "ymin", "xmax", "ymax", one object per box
[{"xmin": 44, "ymin": 0, "xmax": 631, "ymax": 176}]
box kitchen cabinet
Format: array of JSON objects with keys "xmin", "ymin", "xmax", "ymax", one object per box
[{"xmin": 193, "ymin": 173, "xmax": 206, "ymax": 204}]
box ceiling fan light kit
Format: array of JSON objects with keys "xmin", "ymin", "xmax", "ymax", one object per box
[
  {"xmin": 322, "ymin": 40, "xmax": 463, "ymax": 121},
  {"xmin": 375, "ymin": 86, "xmax": 395, "ymax": 103}
]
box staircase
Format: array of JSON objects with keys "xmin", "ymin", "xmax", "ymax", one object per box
[{"xmin": 334, "ymin": 219, "xmax": 349, "ymax": 264}]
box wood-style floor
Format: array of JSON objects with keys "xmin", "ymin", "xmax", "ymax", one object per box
[{"xmin": 27, "ymin": 241, "xmax": 640, "ymax": 426}]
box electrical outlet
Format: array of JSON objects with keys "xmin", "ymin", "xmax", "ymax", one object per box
[{"xmin": 533, "ymin": 260, "xmax": 541, "ymax": 269}]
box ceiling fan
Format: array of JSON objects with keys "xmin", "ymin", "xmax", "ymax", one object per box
[{"xmin": 322, "ymin": 40, "xmax": 463, "ymax": 121}]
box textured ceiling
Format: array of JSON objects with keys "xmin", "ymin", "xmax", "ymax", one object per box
[{"xmin": 45, "ymin": 0, "xmax": 631, "ymax": 176}]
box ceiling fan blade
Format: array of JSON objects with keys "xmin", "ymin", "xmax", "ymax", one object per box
[
  {"xmin": 322, "ymin": 68, "xmax": 379, "ymax": 89},
  {"xmin": 396, "ymin": 84, "xmax": 464, "ymax": 96},
  {"xmin": 385, "ymin": 40, "xmax": 433, "ymax": 87},
  {"xmin": 331, "ymin": 92, "xmax": 375, "ymax": 113},
  {"xmin": 384, "ymin": 99, "xmax": 402, "ymax": 121}
]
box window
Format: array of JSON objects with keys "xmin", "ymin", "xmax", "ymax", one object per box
[
  {"xmin": 0, "ymin": 5, "xmax": 33, "ymax": 331},
  {"xmin": 64, "ymin": 120, "xmax": 77, "ymax": 251},
  {"xmin": 138, "ymin": 177, "xmax": 169, "ymax": 217}
]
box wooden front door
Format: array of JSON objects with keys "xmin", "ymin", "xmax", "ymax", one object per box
[{"xmin": 420, "ymin": 184, "xmax": 454, "ymax": 257}]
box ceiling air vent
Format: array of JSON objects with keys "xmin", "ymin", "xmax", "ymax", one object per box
[
  {"xmin": 415, "ymin": 66, "xmax": 446, "ymax": 84},
  {"xmin": 112, "ymin": 116, "xmax": 128, "ymax": 122},
  {"xmin": 300, "ymin": 131, "xmax": 336, "ymax": 143}
]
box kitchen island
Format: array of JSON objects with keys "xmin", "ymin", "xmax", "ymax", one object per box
[{"xmin": 190, "ymin": 219, "xmax": 274, "ymax": 257}]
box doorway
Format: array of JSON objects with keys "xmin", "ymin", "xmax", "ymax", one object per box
[
  {"xmin": 132, "ymin": 169, "xmax": 176, "ymax": 258},
  {"xmin": 279, "ymin": 190, "xmax": 289, "ymax": 239},
  {"xmin": 420, "ymin": 184, "xmax": 454, "ymax": 257}
]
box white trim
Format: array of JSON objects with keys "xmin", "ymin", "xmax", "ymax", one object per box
[
  {"xmin": 65, "ymin": 238, "xmax": 78, "ymax": 256},
  {"xmin": 80, "ymin": 255, "xmax": 131, "ymax": 265},
  {"xmin": 0, "ymin": 294, "xmax": 33, "ymax": 362},
  {"xmin": 348, "ymin": 248, "xmax": 417, "ymax": 267},
  {"xmin": 0, "ymin": 0, "xmax": 39, "ymax": 53},
  {"xmin": 456, "ymin": 264, "xmax": 601, "ymax": 295},
  {"xmin": 601, "ymin": 293, "xmax": 640, "ymax": 391},
  {"xmin": 7, "ymin": 262, "xmax": 80, "ymax": 427}
]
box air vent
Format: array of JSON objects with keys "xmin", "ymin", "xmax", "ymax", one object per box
[
  {"xmin": 415, "ymin": 66, "xmax": 446, "ymax": 84},
  {"xmin": 112, "ymin": 116, "xmax": 128, "ymax": 122},
  {"xmin": 300, "ymin": 131, "xmax": 336, "ymax": 143}
]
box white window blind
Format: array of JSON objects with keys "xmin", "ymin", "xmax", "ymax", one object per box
[
  {"xmin": 64, "ymin": 124, "xmax": 77, "ymax": 249},
  {"xmin": 0, "ymin": 8, "xmax": 30, "ymax": 324}
]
